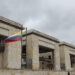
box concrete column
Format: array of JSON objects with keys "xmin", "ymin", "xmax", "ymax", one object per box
[
  {"xmin": 3, "ymin": 44, "xmax": 8, "ymax": 68},
  {"xmin": 3, "ymin": 29, "xmax": 22, "ymax": 69},
  {"xmin": 26, "ymin": 34, "xmax": 39, "ymax": 70},
  {"xmin": 64, "ymin": 49, "xmax": 71, "ymax": 71},
  {"xmin": 3, "ymin": 41, "xmax": 21, "ymax": 69},
  {"xmin": 54, "ymin": 43, "xmax": 61, "ymax": 70}
]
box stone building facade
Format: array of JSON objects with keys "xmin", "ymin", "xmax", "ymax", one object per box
[
  {"xmin": 0, "ymin": 16, "xmax": 23, "ymax": 69},
  {"xmin": 22, "ymin": 29, "xmax": 60, "ymax": 71},
  {"xmin": 0, "ymin": 16, "xmax": 75, "ymax": 75},
  {"xmin": 60, "ymin": 42, "xmax": 75, "ymax": 71},
  {"xmin": 23, "ymin": 29, "xmax": 75, "ymax": 71}
]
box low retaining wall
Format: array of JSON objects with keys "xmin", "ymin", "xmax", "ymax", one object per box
[
  {"xmin": 70, "ymin": 72, "xmax": 75, "ymax": 75},
  {"xmin": 0, "ymin": 70, "xmax": 74, "ymax": 75}
]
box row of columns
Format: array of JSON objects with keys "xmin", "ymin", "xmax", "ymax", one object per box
[
  {"xmin": 3, "ymin": 33, "xmax": 61, "ymax": 70},
  {"xmin": 2, "ymin": 33, "xmax": 74, "ymax": 71}
]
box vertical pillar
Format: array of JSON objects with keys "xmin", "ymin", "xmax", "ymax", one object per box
[
  {"xmin": 26, "ymin": 34, "xmax": 39, "ymax": 70},
  {"xmin": 54, "ymin": 43, "xmax": 61, "ymax": 70},
  {"xmin": 3, "ymin": 31, "xmax": 21, "ymax": 69},
  {"xmin": 64, "ymin": 49, "xmax": 71, "ymax": 71},
  {"xmin": 3, "ymin": 44, "xmax": 8, "ymax": 68}
]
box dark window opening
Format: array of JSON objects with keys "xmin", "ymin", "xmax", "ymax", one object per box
[
  {"xmin": 21, "ymin": 45, "xmax": 26, "ymax": 69},
  {"xmin": 0, "ymin": 35, "xmax": 7, "ymax": 52},
  {"xmin": 49, "ymin": 56, "xmax": 51, "ymax": 59},
  {"xmin": 21, "ymin": 45, "xmax": 32, "ymax": 69},
  {"xmin": 70, "ymin": 54, "xmax": 75, "ymax": 68},
  {"xmin": 39, "ymin": 45, "xmax": 54, "ymax": 70}
]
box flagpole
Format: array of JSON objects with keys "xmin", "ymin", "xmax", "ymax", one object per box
[
  {"xmin": 25, "ymin": 27, "xmax": 27, "ymax": 68},
  {"xmin": 26, "ymin": 27, "xmax": 27, "ymax": 49}
]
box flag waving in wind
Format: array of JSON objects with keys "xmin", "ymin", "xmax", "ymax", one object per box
[{"xmin": 5, "ymin": 31, "xmax": 22, "ymax": 43}]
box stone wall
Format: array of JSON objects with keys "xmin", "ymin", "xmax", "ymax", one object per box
[
  {"xmin": 60, "ymin": 44, "xmax": 75, "ymax": 71},
  {"xmin": 0, "ymin": 70, "xmax": 74, "ymax": 75},
  {"xmin": 0, "ymin": 22, "xmax": 22, "ymax": 69},
  {"xmin": 25, "ymin": 34, "xmax": 61, "ymax": 70}
]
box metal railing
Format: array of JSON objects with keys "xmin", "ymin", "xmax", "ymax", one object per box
[
  {"xmin": 39, "ymin": 57, "xmax": 52, "ymax": 62},
  {"xmin": 21, "ymin": 58, "xmax": 32, "ymax": 69},
  {"xmin": 39, "ymin": 57, "xmax": 54, "ymax": 70}
]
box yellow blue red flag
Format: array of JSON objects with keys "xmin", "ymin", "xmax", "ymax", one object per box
[{"xmin": 5, "ymin": 31, "xmax": 22, "ymax": 43}]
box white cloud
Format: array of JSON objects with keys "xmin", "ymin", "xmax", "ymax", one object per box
[{"xmin": 0, "ymin": 0, "xmax": 75, "ymax": 44}]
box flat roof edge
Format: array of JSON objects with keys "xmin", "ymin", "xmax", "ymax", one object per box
[
  {"xmin": 0, "ymin": 16, "xmax": 24, "ymax": 29},
  {"xmin": 23, "ymin": 29, "xmax": 60, "ymax": 43},
  {"xmin": 60, "ymin": 42, "xmax": 75, "ymax": 49}
]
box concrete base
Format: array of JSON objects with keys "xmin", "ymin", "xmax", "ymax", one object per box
[{"xmin": 0, "ymin": 69, "xmax": 74, "ymax": 75}]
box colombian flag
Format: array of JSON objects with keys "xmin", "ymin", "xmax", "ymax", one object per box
[{"xmin": 5, "ymin": 31, "xmax": 22, "ymax": 43}]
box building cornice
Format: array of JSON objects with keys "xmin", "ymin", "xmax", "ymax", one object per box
[
  {"xmin": 60, "ymin": 42, "xmax": 75, "ymax": 49},
  {"xmin": 23, "ymin": 29, "xmax": 59, "ymax": 43},
  {"xmin": 0, "ymin": 16, "xmax": 24, "ymax": 29}
]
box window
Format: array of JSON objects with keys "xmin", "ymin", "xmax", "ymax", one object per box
[
  {"xmin": 49, "ymin": 56, "xmax": 51, "ymax": 59},
  {"xmin": 70, "ymin": 54, "xmax": 75, "ymax": 68}
]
